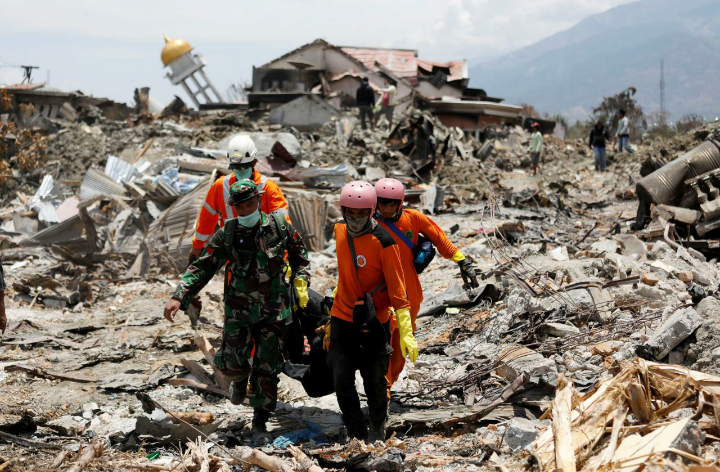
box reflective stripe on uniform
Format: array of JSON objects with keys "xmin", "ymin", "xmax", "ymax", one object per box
[
  {"xmin": 195, "ymin": 231, "xmax": 211, "ymax": 242},
  {"xmin": 258, "ymin": 175, "xmax": 268, "ymax": 192},
  {"xmin": 274, "ymin": 208, "xmax": 289, "ymax": 216},
  {"xmin": 202, "ymin": 202, "xmax": 217, "ymax": 216}
]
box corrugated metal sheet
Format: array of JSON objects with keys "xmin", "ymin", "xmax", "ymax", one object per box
[
  {"xmin": 80, "ymin": 168, "xmax": 130, "ymax": 201},
  {"xmin": 105, "ymin": 155, "xmax": 139, "ymax": 184},
  {"xmin": 20, "ymin": 214, "xmax": 84, "ymax": 247},
  {"xmin": 340, "ymin": 47, "xmax": 418, "ymax": 78},
  {"xmin": 147, "ymin": 172, "xmax": 214, "ymax": 257},
  {"xmin": 417, "ymin": 59, "xmax": 468, "ymax": 82},
  {"xmin": 31, "ymin": 175, "xmax": 55, "ymax": 204},
  {"xmin": 12, "ymin": 212, "xmax": 33, "ymax": 235}
]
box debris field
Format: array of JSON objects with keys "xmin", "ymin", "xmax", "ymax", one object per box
[{"xmin": 3, "ymin": 101, "xmax": 720, "ymax": 472}]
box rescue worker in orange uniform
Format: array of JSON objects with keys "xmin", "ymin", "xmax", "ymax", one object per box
[
  {"xmin": 188, "ymin": 135, "xmax": 290, "ymax": 262},
  {"xmin": 329, "ymin": 181, "xmax": 418, "ymax": 443},
  {"xmin": 374, "ymin": 178, "xmax": 479, "ymax": 399}
]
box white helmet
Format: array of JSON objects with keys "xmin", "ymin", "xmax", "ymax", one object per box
[{"xmin": 227, "ymin": 135, "xmax": 257, "ymax": 165}]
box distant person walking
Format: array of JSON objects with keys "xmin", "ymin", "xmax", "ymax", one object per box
[
  {"xmin": 615, "ymin": 109, "xmax": 634, "ymax": 154},
  {"xmin": 529, "ymin": 122, "xmax": 543, "ymax": 176},
  {"xmin": 589, "ymin": 121, "xmax": 611, "ymax": 172},
  {"xmin": 356, "ymin": 77, "xmax": 376, "ymax": 130},
  {"xmin": 375, "ymin": 78, "xmax": 397, "ymax": 127}
]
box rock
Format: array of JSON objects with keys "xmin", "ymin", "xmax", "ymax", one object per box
[
  {"xmin": 614, "ymin": 234, "xmax": 647, "ymax": 261},
  {"xmin": 505, "ymin": 418, "xmax": 540, "ymax": 452},
  {"xmin": 47, "ymin": 415, "xmax": 87, "ymax": 436},
  {"xmin": 590, "ymin": 239, "xmax": 619, "ymax": 255},
  {"xmin": 638, "ymin": 307, "xmax": 702, "ymax": 360},
  {"xmin": 677, "ymin": 271, "xmax": 693, "ymax": 283},
  {"xmin": 635, "ymin": 285, "xmax": 666, "ymax": 301},
  {"xmin": 592, "ymin": 340, "xmax": 625, "ymax": 356},
  {"xmin": 668, "ymin": 350, "xmax": 685, "ymax": 365},
  {"xmin": 542, "ymin": 323, "xmax": 580, "ymax": 338},
  {"xmin": 83, "ymin": 402, "xmax": 99, "ymax": 412},
  {"xmin": 691, "ymin": 270, "xmax": 712, "ymax": 286},
  {"xmin": 641, "ymin": 273, "xmax": 660, "ymax": 286},
  {"xmin": 496, "ymin": 346, "xmax": 556, "ymax": 382},
  {"xmin": 549, "ymin": 247, "xmax": 569, "ymax": 261}
]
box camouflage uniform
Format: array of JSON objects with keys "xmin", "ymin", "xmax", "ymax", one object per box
[{"xmin": 173, "ymin": 183, "xmax": 310, "ymax": 411}]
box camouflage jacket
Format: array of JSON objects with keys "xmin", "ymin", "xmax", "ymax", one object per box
[{"xmin": 173, "ymin": 212, "xmax": 310, "ymax": 326}]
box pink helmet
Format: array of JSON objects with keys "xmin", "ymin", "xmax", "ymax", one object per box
[
  {"xmin": 375, "ymin": 178, "xmax": 405, "ymax": 201},
  {"xmin": 340, "ymin": 181, "xmax": 377, "ymax": 209}
]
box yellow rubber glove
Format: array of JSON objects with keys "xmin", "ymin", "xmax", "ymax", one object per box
[
  {"xmin": 451, "ymin": 250, "xmax": 466, "ymax": 263},
  {"xmin": 294, "ymin": 278, "xmax": 309, "ymax": 309},
  {"xmin": 395, "ymin": 307, "xmax": 418, "ymax": 363},
  {"xmin": 283, "ymin": 260, "xmax": 293, "ymax": 279},
  {"xmin": 331, "ymin": 286, "xmax": 337, "ymax": 299}
]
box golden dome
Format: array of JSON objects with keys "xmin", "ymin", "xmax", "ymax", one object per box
[{"xmin": 161, "ymin": 36, "xmax": 193, "ymax": 66}]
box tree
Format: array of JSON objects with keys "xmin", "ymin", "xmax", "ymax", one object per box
[
  {"xmin": 592, "ymin": 87, "xmax": 647, "ymax": 139},
  {"xmin": 676, "ymin": 114, "xmax": 705, "ymax": 134}
]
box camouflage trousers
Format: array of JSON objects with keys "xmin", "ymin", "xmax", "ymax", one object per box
[{"xmin": 214, "ymin": 318, "xmax": 287, "ymax": 411}]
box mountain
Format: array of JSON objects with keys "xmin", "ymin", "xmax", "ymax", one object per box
[{"xmin": 470, "ymin": 0, "xmax": 720, "ymax": 122}]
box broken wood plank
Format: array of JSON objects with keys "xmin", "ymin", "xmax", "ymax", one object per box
[
  {"xmin": 288, "ymin": 445, "xmax": 324, "ymax": 472},
  {"xmin": 180, "ymin": 358, "xmax": 217, "ymax": 388},
  {"xmin": 441, "ymin": 372, "xmax": 528, "ymax": 427},
  {"xmin": 168, "ymin": 378, "xmax": 229, "ymax": 397},
  {"xmin": 627, "ymin": 382, "xmax": 652, "ymax": 423},
  {"xmin": 193, "ymin": 335, "xmax": 230, "ymax": 391},
  {"xmin": 66, "ymin": 438, "xmax": 105, "ymax": 472},
  {"xmin": 169, "ymin": 411, "xmax": 215, "ymax": 426},
  {"xmin": 5, "ymin": 364, "xmax": 96, "ymax": 383},
  {"xmin": 227, "ymin": 446, "xmax": 294, "ymax": 472},
  {"xmin": 552, "ymin": 374, "xmax": 576, "ymax": 472},
  {"xmin": 0, "ymin": 430, "xmax": 62, "ymax": 450}
]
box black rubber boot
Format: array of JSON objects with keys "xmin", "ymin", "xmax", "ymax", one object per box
[
  {"xmin": 251, "ymin": 408, "xmax": 272, "ymax": 446},
  {"xmin": 229, "ymin": 381, "xmax": 247, "ymax": 406},
  {"xmin": 368, "ymin": 417, "xmax": 386, "ymax": 443}
]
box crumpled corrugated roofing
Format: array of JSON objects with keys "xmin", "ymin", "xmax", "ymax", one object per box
[
  {"xmin": 80, "ymin": 168, "xmax": 129, "ymax": 201},
  {"xmin": 417, "ymin": 59, "xmax": 468, "ymax": 82},
  {"xmin": 340, "ymin": 47, "xmax": 418, "ymax": 78}
]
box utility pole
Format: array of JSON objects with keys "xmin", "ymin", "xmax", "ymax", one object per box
[
  {"xmin": 20, "ymin": 65, "xmax": 39, "ymax": 84},
  {"xmin": 660, "ymin": 58, "xmax": 666, "ymax": 128}
]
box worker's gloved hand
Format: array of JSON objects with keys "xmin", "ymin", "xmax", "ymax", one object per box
[
  {"xmin": 458, "ymin": 259, "xmax": 479, "ymax": 289},
  {"xmin": 188, "ymin": 247, "xmax": 202, "ymax": 264},
  {"xmin": 452, "ymin": 251, "xmax": 479, "ymax": 289},
  {"xmin": 395, "ymin": 307, "xmax": 418, "ymax": 363},
  {"xmin": 293, "ymin": 278, "xmax": 309, "ymax": 309},
  {"xmin": 283, "ymin": 260, "xmax": 293, "ymax": 279}
]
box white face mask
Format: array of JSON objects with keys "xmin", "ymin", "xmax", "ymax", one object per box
[
  {"xmin": 233, "ymin": 167, "xmax": 253, "ymax": 180},
  {"xmin": 237, "ymin": 209, "xmax": 261, "ymax": 227}
]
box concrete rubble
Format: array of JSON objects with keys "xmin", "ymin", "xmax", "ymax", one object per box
[{"xmin": 4, "ymin": 87, "xmax": 720, "ymax": 471}]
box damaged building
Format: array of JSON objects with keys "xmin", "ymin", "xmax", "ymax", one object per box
[{"xmin": 249, "ymin": 38, "xmax": 524, "ymax": 136}]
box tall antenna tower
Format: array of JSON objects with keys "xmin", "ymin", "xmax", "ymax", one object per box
[{"xmin": 660, "ymin": 58, "xmax": 666, "ymax": 126}]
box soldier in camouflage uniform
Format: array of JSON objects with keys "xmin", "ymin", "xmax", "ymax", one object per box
[
  {"xmin": 0, "ymin": 257, "xmax": 6, "ymax": 334},
  {"xmin": 164, "ymin": 179, "xmax": 311, "ymax": 445}
]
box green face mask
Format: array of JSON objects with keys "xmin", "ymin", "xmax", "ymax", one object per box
[
  {"xmin": 233, "ymin": 167, "xmax": 253, "ymax": 180},
  {"xmin": 237, "ymin": 209, "xmax": 261, "ymax": 227}
]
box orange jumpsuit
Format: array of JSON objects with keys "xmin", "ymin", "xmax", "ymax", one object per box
[
  {"xmin": 331, "ymin": 223, "xmax": 409, "ymax": 324},
  {"xmin": 191, "ymin": 169, "xmax": 290, "ymax": 250},
  {"xmin": 377, "ymin": 208, "xmax": 459, "ymax": 396}
]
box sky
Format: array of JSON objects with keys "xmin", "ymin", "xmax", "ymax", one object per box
[{"xmin": 1, "ymin": 0, "xmax": 638, "ymax": 106}]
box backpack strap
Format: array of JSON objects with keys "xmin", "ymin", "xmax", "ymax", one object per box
[
  {"xmin": 379, "ymin": 217, "xmax": 415, "ymax": 251},
  {"xmin": 223, "ymin": 218, "xmax": 238, "ymax": 299}
]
